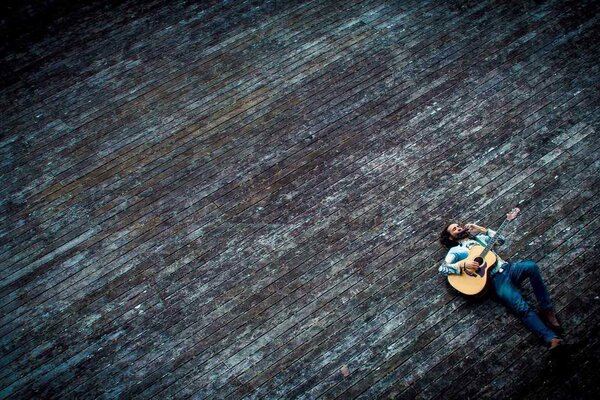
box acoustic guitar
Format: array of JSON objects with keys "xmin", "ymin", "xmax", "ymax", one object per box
[{"xmin": 447, "ymin": 208, "xmax": 520, "ymax": 297}]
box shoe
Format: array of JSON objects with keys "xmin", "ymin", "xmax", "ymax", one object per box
[
  {"xmin": 548, "ymin": 337, "xmax": 563, "ymax": 351},
  {"xmin": 538, "ymin": 307, "xmax": 563, "ymax": 332},
  {"xmin": 548, "ymin": 337, "xmax": 571, "ymax": 358}
]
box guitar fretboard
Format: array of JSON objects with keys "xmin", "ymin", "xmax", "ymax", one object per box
[{"xmin": 480, "ymin": 218, "xmax": 510, "ymax": 258}]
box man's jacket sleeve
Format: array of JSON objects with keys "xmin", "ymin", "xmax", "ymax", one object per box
[{"xmin": 439, "ymin": 252, "xmax": 461, "ymax": 276}]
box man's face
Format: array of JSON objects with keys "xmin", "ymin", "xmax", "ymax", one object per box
[{"xmin": 447, "ymin": 223, "xmax": 469, "ymax": 240}]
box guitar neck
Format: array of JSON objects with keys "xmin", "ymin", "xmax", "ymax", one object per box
[{"xmin": 480, "ymin": 218, "xmax": 510, "ymax": 258}]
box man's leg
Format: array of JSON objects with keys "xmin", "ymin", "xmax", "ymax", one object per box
[
  {"xmin": 508, "ymin": 260, "xmax": 553, "ymax": 309},
  {"xmin": 508, "ymin": 260, "xmax": 561, "ymax": 329},
  {"xmin": 492, "ymin": 270, "xmax": 558, "ymax": 345}
]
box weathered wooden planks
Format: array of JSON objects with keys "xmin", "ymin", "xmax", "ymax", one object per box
[{"xmin": 1, "ymin": 0, "xmax": 599, "ymax": 398}]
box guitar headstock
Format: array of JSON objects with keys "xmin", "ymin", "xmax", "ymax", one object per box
[{"xmin": 506, "ymin": 207, "xmax": 520, "ymax": 221}]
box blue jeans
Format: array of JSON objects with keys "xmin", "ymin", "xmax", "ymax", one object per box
[{"xmin": 491, "ymin": 260, "xmax": 557, "ymax": 343}]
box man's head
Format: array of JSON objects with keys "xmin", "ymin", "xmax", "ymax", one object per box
[{"xmin": 439, "ymin": 223, "xmax": 469, "ymax": 249}]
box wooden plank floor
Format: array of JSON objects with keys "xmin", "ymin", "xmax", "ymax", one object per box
[{"xmin": 1, "ymin": 0, "xmax": 599, "ymax": 398}]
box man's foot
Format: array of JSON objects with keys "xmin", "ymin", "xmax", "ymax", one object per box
[
  {"xmin": 538, "ymin": 307, "xmax": 563, "ymax": 332},
  {"xmin": 548, "ymin": 337, "xmax": 563, "ymax": 351},
  {"xmin": 548, "ymin": 337, "xmax": 571, "ymax": 359}
]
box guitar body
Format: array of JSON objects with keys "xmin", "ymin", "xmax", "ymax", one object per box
[{"xmin": 447, "ymin": 244, "xmax": 498, "ymax": 297}]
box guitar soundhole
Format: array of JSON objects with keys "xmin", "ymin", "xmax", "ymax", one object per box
[{"xmin": 463, "ymin": 257, "xmax": 486, "ymax": 277}]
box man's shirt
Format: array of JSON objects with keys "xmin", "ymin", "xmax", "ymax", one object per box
[{"xmin": 438, "ymin": 229, "xmax": 506, "ymax": 276}]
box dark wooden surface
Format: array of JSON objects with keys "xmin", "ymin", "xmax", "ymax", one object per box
[{"xmin": 1, "ymin": 0, "xmax": 599, "ymax": 398}]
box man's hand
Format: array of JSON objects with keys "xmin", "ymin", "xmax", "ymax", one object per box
[
  {"xmin": 463, "ymin": 260, "xmax": 480, "ymax": 273},
  {"xmin": 465, "ymin": 223, "xmax": 487, "ymax": 235}
]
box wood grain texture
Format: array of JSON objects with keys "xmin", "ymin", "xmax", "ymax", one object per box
[{"xmin": 1, "ymin": 0, "xmax": 599, "ymax": 398}]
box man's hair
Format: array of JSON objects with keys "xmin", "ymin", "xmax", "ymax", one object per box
[{"xmin": 439, "ymin": 223, "xmax": 459, "ymax": 249}]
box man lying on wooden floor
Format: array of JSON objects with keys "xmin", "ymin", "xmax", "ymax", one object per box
[{"xmin": 437, "ymin": 209, "xmax": 563, "ymax": 351}]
